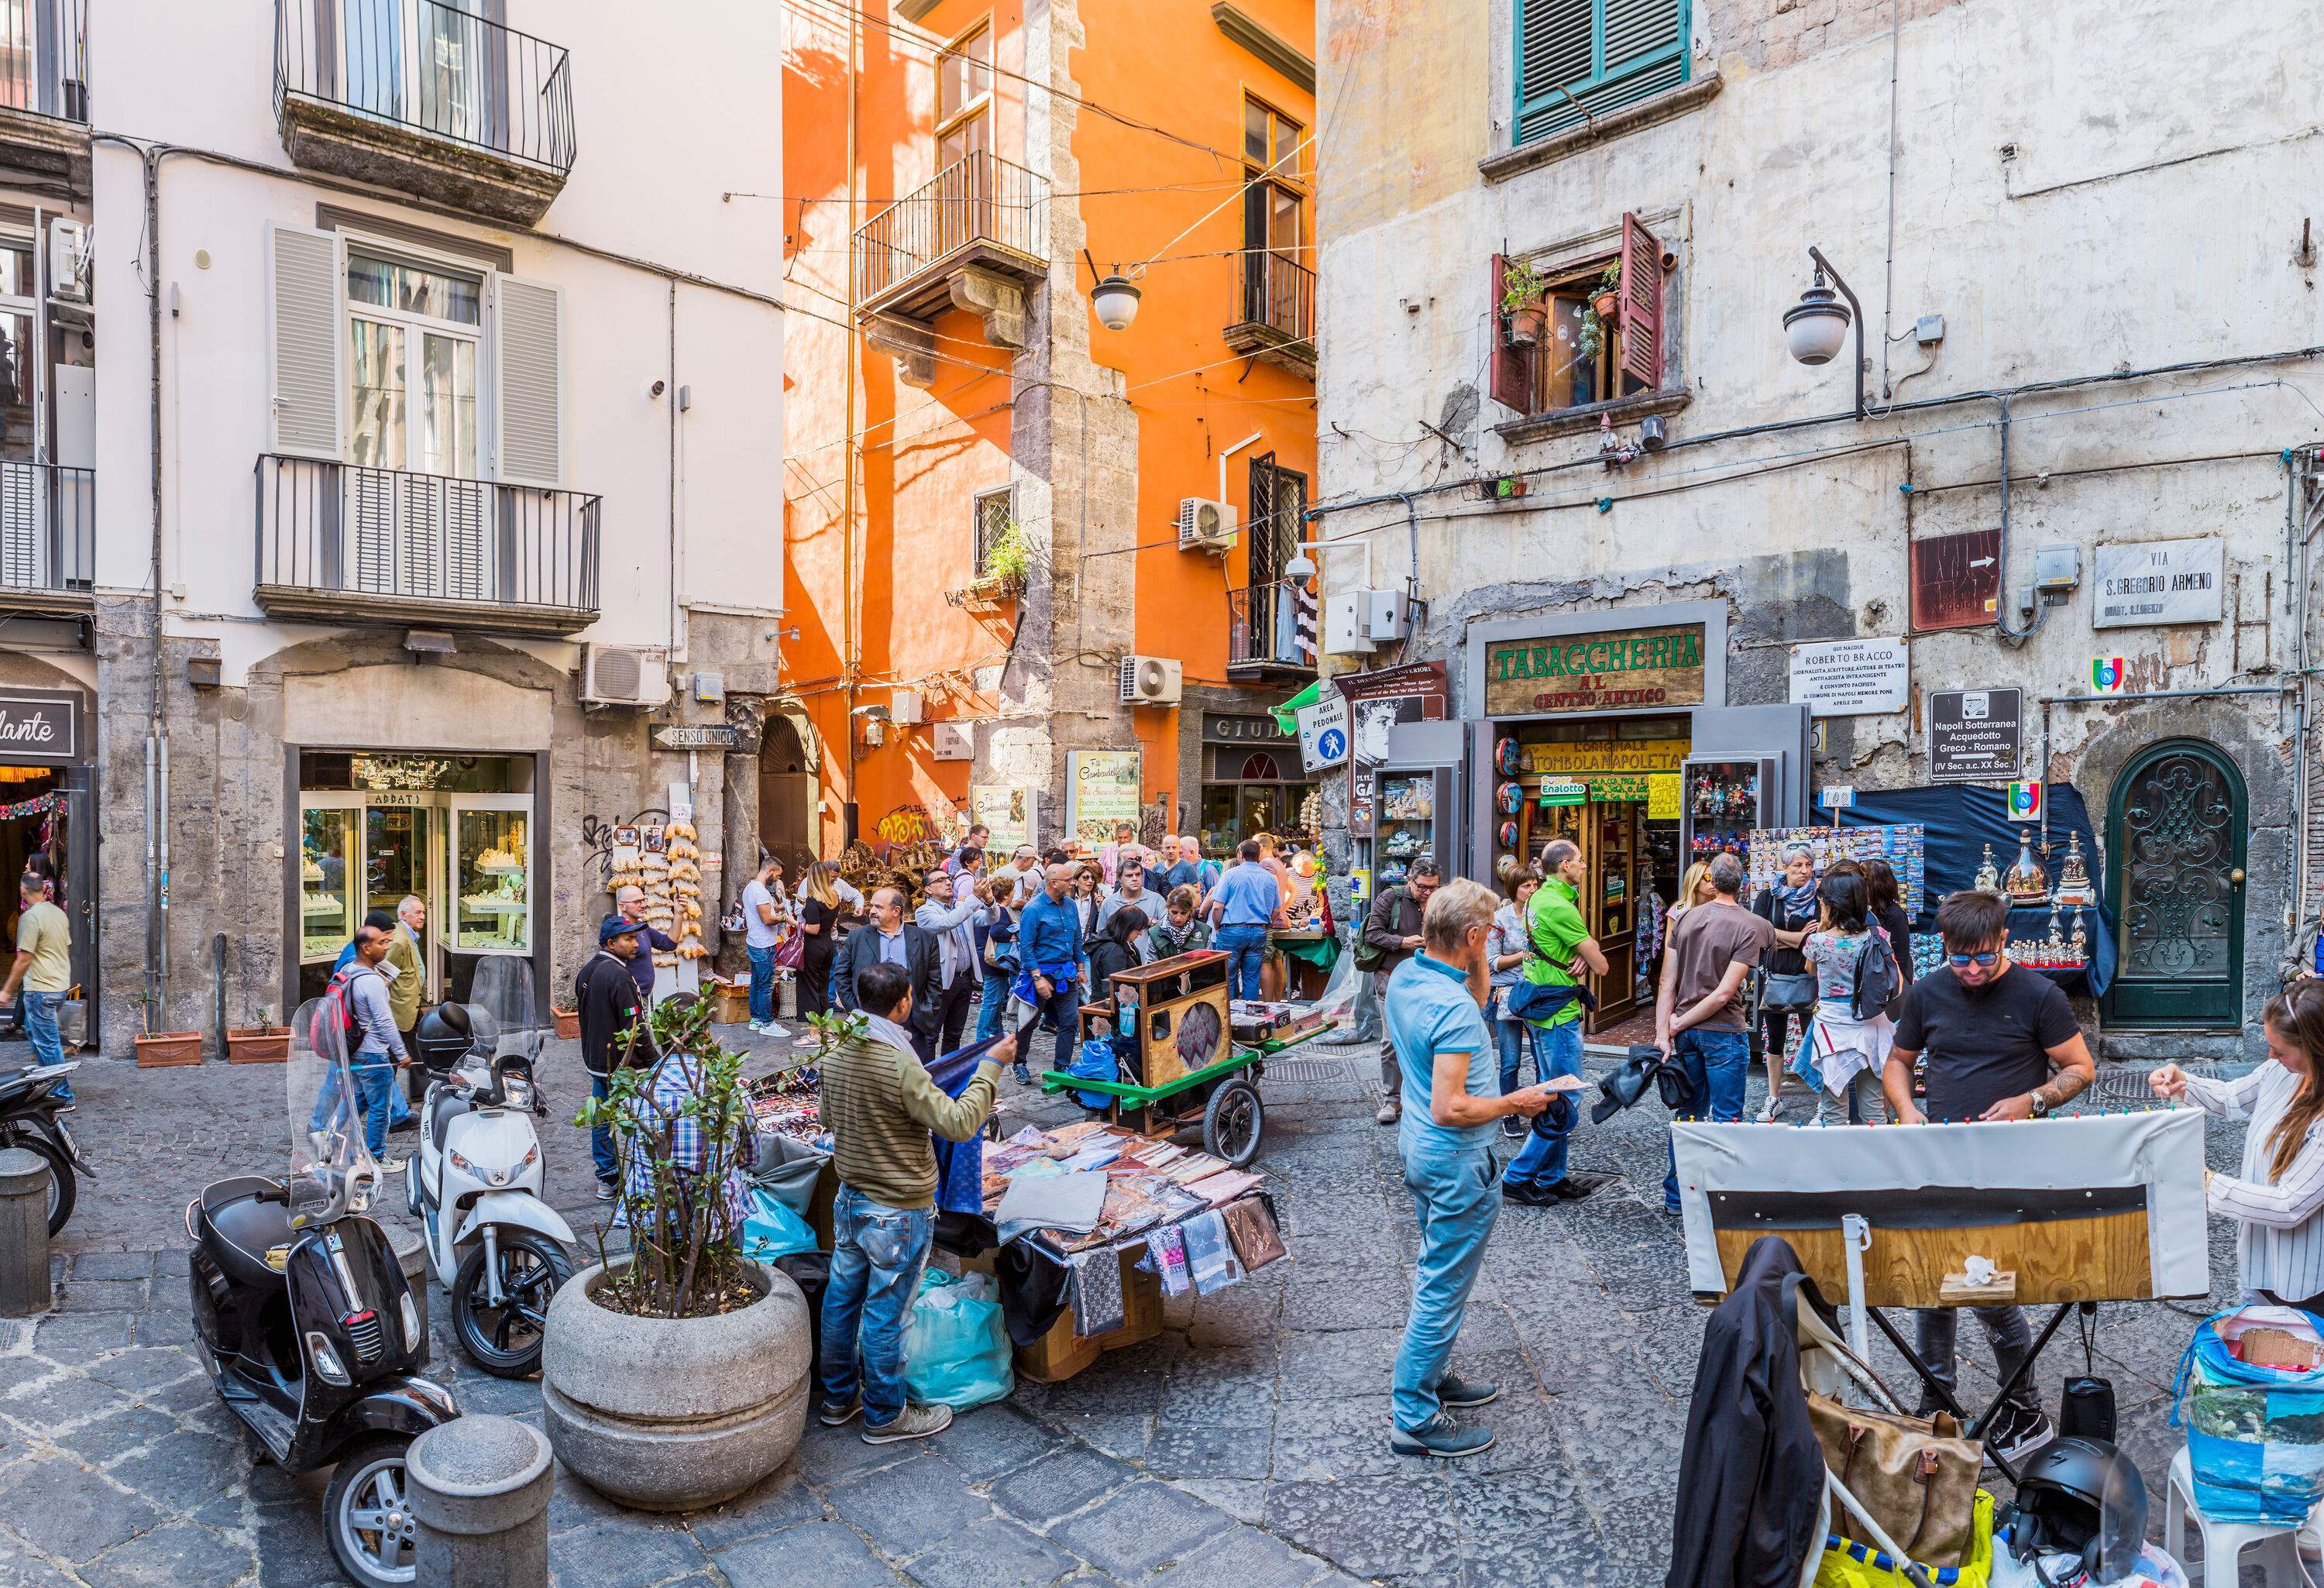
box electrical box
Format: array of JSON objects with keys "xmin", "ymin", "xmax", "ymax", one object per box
[
  {"xmin": 891, "ymin": 688, "xmax": 926, "ymax": 725},
  {"xmin": 1364, "ymin": 589, "xmax": 1409, "ymax": 643},
  {"xmin": 692, "ymin": 671, "xmax": 725, "ymax": 703},
  {"xmin": 1324, "ymin": 592, "xmax": 1374, "ymax": 655},
  {"xmin": 2033, "ymin": 542, "xmax": 2082, "ymax": 595}
]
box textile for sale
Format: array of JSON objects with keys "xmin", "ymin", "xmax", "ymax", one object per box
[
  {"xmin": 1147, "ymin": 1224, "xmax": 1191, "ymax": 1297},
  {"xmin": 1219, "ymin": 1196, "xmax": 1285, "ymax": 1272},
  {"xmin": 1180, "ymin": 1210, "xmax": 1243, "ymax": 1295},
  {"xmin": 1067, "ymin": 1247, "xmax": 1126, "ymax": 1336},
  {"xmin": 995, "ymin": 1169, "xmax": 1107, "ymax": 1239}
]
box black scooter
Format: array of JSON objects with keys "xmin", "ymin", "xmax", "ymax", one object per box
[
  {"xmin": 188, "ymin": 1005, "xmax": 458, "ymax": 1588},
  {"xmin": 0, "ymin": 1057, "xmax": 88, "ymax": 1234}
]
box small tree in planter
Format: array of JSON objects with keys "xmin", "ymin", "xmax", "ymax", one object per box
[
  {"xmin": 1501, "ymin": 258, "xmax": 1549, "ymax": 346},
  {"xmin": 226, "ymin": 1005, "xmax": 290, "ymax": 1065}
]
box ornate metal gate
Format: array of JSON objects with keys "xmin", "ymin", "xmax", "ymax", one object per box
[{"xmin": 2105, "ymin": 740, "xmax": 2246, "ymax": 1028}]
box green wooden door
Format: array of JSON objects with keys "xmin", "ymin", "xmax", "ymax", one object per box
[{"xmin": 2103, "ymin": 739, "xmax": 2247, "ymax": 1028}]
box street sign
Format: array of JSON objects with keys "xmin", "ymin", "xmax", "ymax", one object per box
[
  {"xmin": 1820, "ymin": 785, "xmax": 1856, "ymax": 809},
  {"xmin": 1789, "ymin": 637, "xmax": 1909, "ymax": 717},
  {"xmin": 2007, "ymin": 781, "xmax": 2044, "ymax": 821},
  {"xmin": 649, "ymin": 724, "xmax": 739, "ymax": 751},
  {"xmin": 1296, "ymin": 692, "xmax": 1349, "ymax": 772},
  {"xmin": 2092, "ymin": 657, "xmax": 2127, "ymax": 694},
  {"xmin": 2092, "ymin": 538, "xmax": 2224, "ymax": 627},
  {"xmin": 1927, "ymin": 688, "xmax": 2023, "ymax": 783}
]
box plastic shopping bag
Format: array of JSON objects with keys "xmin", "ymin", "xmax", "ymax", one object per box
[
  {"xmin": 740, "ymin": 1187, "xmax": 820, "ymax": 1264},
  {"xmin": 2171, "ymin": 1307, "xmax": 2324, "ymax": 1524},
  {"xmin": 903, "ymin": 1270, "xmax": 1014, "ymax": 1410}
]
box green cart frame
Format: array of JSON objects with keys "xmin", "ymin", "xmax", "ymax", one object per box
[{"xmin": 1037, "ymin": 1025, "xmax": 1335, "ymax": 1169}]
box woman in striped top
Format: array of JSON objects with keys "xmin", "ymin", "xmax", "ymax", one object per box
[{"xmin": 2150, "ymin": 979, "xmax": 2324, "ymax": 1307}]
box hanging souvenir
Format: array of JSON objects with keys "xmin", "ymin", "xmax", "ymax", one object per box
[
  {"xmin": 1495, "ymin": 737, "xmax": 1523, "ymax": 775},
  {"xmin": 1497, "ymin": 782, "xmax": 1523, "ymax": 814},
  {"xmin": 1497, "ymin": 820, "xmax": 1520, "ymax": 851}
]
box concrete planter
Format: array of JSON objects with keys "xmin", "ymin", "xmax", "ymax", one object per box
[{"xmin": 539, "ymin": 1258, "xmax": 810, "ymax": 1512}]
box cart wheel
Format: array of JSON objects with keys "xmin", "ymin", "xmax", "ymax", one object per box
[{"xmin": 1202, "ymin": 1078, "xmax": 1263, "ymax": 1169}]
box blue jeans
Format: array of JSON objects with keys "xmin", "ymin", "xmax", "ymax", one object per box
[
  {"xmin": 1215, "ymin": 923, "xmax": 1268, "ymax": 1000},
  {"xmin": 351, "ymin": 1055, "xmax": 394, "ymax": 1156},
  {"xmin": 747, "ymin": 944, "xmax": 777, "ymax": 1024},
  {"xmin": 589, "ymin": 1071, "xmax": 617, "ymax": 1184},
  {"xmin": 1662, "ymin": 1026, "xmax": 1752, "ymax": 1212},
  {"xmin": 976, "ymin": 972, "xmax": 1012, "ymax": 1042},
  {"xmin": 1502, "ymin": 1019, "xmax": 1584, "ymax": 1191},
  {"xmin": 23, "ymin": 990, "xmax": 67, "ymax": 1101},
  {"xmin": 1394, "ymin": 1143, "xmax": 1501, "ymax": 1431},
  {"xmin": 820, "ymin": 1185, "xmax": 935, "ymax": 1426},
  {"xmin": 1033, "ymin": 983, "xmax": 1079, "ymax": 1078},
  {"xmin": 1494, "ymin": 1012, "xmax": 1532, "ymax": 1095}
]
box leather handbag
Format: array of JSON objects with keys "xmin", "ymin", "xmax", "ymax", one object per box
[
  {"xmin": 1807, "ymin": 1391, "xmax": 1982, "ymax": 1568},
  {"xmin": 1761, "ymin": 971, "xmax": 1819, "ymax": 1012}
]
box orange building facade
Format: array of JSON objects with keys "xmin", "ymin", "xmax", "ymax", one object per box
[{"xmin": 778, "ymin": 0, "xmax": 1318, "ymax": 866}]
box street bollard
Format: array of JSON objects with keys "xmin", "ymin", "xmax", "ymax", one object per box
[
  {"xmin": 390, "ymin": 1223, "xmax": 429, "ymax": 1361},
  {"xmin": 407, "ymin": 1414, "xmax": 553, "ymax": 1588},
  {"xmin": 0, "ymin": 1147, "xmax": 53, "ymax": 1317}
]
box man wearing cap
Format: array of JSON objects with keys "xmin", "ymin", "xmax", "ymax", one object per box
[
  {"xmin": 614, "ymin": 884, "xmax": 679, "ymax": 1005},
  {"xmin": 576, "ymin": 915, "xmax": 657, "ymax": 1199}
]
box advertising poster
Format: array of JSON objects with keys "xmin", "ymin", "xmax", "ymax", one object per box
[
  {"xmin": 969, "ymin": 785, "xmax": 1040, "ymax": 854},
  {"xmin": 1339, "ymin": 662, "xmax": 1447, "ymax": 838},
  {"xmin": 1066, "ymin": 751, "xmax": 1142, "ymax": 848}
]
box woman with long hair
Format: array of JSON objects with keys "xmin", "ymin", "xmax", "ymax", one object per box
[
  {"xmin": 1669, "ymin": 861, "xmax": 1717, "ymax": 922},
  {"xmin": 1142, "ymin": 885, "xmax": 1211, "ymax": 962},
  {"xmin": 1859, "ymin": 857, "xmax": 1914, "ymax": 988},
  {"xmin": 1088, "ymin": 906, "xmax": 1148, "ymax": 1007},
  {"xmin": 1791, "ymin": 871, "xmax": 1889, "ymax": 1125},
  {"xmin": 1486, "ymin": 858, "xmax": 1544, "ymax": 1141},
  {"xmin": 794, "ymin": 861, "xmax": 841, "ymax": 1016}
]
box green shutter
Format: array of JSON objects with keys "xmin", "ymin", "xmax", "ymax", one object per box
[{"xmin": 1514, "ymin": 0, "xmax": 1690, "ymax": 147}]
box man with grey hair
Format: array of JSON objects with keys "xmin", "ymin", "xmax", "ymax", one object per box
[
  {"xmin": 1500, "ymin": 839, "xmax": 1607, "ymax": 1205},
  {"xmin": 387, "ymin": 894, "xmax": 428, "ymax": 1107},
  {"xmin": 1652, "ymin": 851, "xmax": 1774, "ymax": 1214},
  {"xmin": 614, "ymin": 882, "xmax": 679, "ymax": 1005},
  {"xmin": 1384, "ymin": 877, "xmax": 1552, "ymax": 1459}
]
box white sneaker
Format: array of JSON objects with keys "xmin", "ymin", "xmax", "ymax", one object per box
[
  {"xmin": 377, "ymin": 1154, "xmax": 409, "ymax": 1175},
  {"xmin": 1755, "ymin": 1096, "xmax": 1782, "ymax": 1124}
]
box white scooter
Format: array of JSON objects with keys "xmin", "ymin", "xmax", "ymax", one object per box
[{"xmin": 407, "ymin": 989, "xmax": 574, "ymax": 1378}]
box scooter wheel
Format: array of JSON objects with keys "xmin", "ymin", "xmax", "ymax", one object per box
[
  {"xmin": 451, "ymin": 1231, "xmax": 572, "ymax": 1379},
  {"xmin": 324, "ymin": 1432, "xmax": 417, "ymax": 1588}
]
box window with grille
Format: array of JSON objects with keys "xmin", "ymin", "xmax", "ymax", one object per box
[
  {"xmin": 1514, "ymin": 0, "xmax": 1690, "ymax": 149},
  {"xmin": 973, "ymin": 487, "xmax": 1014, "ymax": 579}
]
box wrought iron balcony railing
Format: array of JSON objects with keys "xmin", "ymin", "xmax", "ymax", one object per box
[
  {"xmin": 1236, "ymin": 251, "xmax": 1315, "ymax": 345},
  {"xmin": 852, "ymin": 152, "xmax": 1047, "ymax": 308},
  {"xmin": 0, "ymin": 0, "xmax": 87, "ymax": 125},
  {"xmin": 0, "ymin": 460, "xmax": 92, "ymax": 601},
  {"xmin": 274, "ymin": 0, "xmax": 576, "ymax": 176},
  {"xmin": 256, "ymin": 455, "xmax": 600, "ymax": 634},
  {"xmin": 1227, "ymin": 579, "xmax": 1313, "ymax": 673}
]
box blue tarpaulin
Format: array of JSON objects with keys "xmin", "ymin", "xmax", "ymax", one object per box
[{"xmin": 1832, "ymin": 782, "xmax": 2116, "ymax": 997}]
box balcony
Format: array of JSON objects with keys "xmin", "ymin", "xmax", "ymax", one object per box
[
  {"xmin": 273, "ymin": 0, "xmax": 575, "ymax": 227},
  {"xmin": 255, "ymin": 455, "xmax": 599, "ymax": 636},
  {"xmin": 853, "ymin": 153, "xmax": 1047, "ymax": 380},
  {"xmin": 1225, "ymin": 253, "xmax": 1315, "ymax": 378},
  {"xmin": 0, "ymin": 461, "xmax": 92, "ymax": 617},
  {"xmin": 1227, "ymin": 580, "xmax": 1314, "ymax": 679},
  {"xmin": 0, "ymin": 0, "xmax": 90, "ymax": 197}
]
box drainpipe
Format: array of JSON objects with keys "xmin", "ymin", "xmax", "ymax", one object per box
[{"xmin": 840, "ymin": 2, "xmax": 860, "ymax": 851}]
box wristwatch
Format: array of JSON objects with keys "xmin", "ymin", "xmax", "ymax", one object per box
[{"xmin": 2027, "ymin": 1091, "xmax": 2051, "ymax": 1119}]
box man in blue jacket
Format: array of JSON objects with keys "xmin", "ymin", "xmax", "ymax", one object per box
[{"xmin": 1013, "ymin": 863, "xmax": 1085, "ymax": 1081}]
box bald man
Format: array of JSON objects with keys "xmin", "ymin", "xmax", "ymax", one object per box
[{"xmin": 1013, "ymin": 863, "xmax": 1088, "ymax": 1081}]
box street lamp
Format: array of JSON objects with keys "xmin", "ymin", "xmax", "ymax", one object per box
[
  {"xmin": 1283, "ymin": 539, "xmax": 1370, "ymax": 586},
  {"xmin": 1085, "ymin": 251, "xmax": 1143, "ymax": 332},
  {"xmin": 1783, "ymin": 246, "xmax": 1865, "ymax": 419}
]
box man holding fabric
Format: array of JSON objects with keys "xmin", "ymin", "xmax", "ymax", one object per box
[
  {"xmin": 1384, "ymin": 878, "xmax": 1552, "ymax": 1459},
  {"xmin": 1498, "ymin": 840, "xmax": 1607, "ymax": 1206}
]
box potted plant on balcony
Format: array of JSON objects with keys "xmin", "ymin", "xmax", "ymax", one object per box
[
  {"xmin": 541, "ymin": 995, "xmax": 813, "ymax": 1512},
  {"xmin": 1590, "ymin": 260, "xmax": 1622, "ymax": 322},
  {"xmin": 1501, "ymin": 258, "xmax": 1549, "ymax": 346},
  {"xmin": 954, "ymin": 517, "xmax": 1034, "ymax": 612},
  {"xmin": 226, "ymin": 1005, "xmax": 290, "ymax": 1064}
]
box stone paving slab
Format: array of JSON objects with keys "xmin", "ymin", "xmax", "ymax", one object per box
[{"xmin": 4, "ymin": 1033, "xmax": 2257, "ymax": 1586}]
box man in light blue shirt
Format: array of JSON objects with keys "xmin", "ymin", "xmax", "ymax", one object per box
[
  {"xmin": 1206, "ymin": 839, "xmax": 1284, "ymax": 999},
  {"xmin": 1382, "ymin": 878, "xmax": 1550, "ymax": 1459}
]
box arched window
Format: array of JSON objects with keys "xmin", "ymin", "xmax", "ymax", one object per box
[{"xmin": 1240, "ymin": 752, "xmax": 1281, "ymax": 781}]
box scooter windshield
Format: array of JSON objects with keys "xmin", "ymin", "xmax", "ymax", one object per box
[
  {"xmin": 470, "ymin": 956, "xmax": 545, "ymax": 1067},
  {"xmin": 287, "ymin": 995, "xmax": 377, "ymax": 1228}
]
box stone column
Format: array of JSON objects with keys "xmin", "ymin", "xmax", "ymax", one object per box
[
  {"xmin": 0, "ymin": 1146, "xmax": 52, "ymax": 1316},
  {"xmin": 406, "ymin": 1414, "xmax": 553, "ymax": 1588}
]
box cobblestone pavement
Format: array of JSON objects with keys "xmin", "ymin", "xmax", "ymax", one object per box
[{"xmin": 3, "ymin": 1030, "xmax": 2251, "ymax": 1587}]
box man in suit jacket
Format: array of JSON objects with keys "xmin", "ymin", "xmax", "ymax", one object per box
[
  {"xmin": 834, "ymin": 885, "xmax": 944, "ymax": 1061},
  {"xmin": 388, "ymin": 895, "xmax": 428, "ymax": 1105}
]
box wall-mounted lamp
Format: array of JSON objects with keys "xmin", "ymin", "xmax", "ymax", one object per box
[
  {"xmin": 1085, "ymin": 249, "xmax": 1144, "ymax": 332},
  {"xmin": 1783, "ymin": 246, "xmax": 1865, "ymax": 420}
]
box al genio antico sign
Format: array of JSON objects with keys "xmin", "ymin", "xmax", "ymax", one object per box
[{"xmin": 1485, "ymin": 624, "xmax": 1707, "ymax": 715}]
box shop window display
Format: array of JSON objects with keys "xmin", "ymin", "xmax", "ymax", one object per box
[
  {"xmin": 301, "ymin": 808, "xmax": 356, "ymax": 961},
  {"xmin": 455, "ymin": 810, "xmax": 529, "ymax": 953}
]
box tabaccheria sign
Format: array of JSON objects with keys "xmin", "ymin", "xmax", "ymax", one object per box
[{"xmin": 1485, "ymin": 624, "xmax": 1707, "ymax": 715}]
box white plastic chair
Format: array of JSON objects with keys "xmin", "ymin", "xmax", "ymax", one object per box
[{"xmin": 2167, "ymin": 1446, "xmax": 2309, "ymax": 1588}]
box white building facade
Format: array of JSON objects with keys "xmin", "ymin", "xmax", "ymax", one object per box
[
  {"xmin": 1314, "ymin": 0, "xmax": 2322, "ymax": 1055},
  {"xmin": 0, "ymin": 0, "xmax": 782, "ymax": 1051}
]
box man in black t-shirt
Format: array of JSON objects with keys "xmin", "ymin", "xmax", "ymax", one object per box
[{"xmin": 1880, "ymin": 889, "xmax": 2095, "ymax": 1461}]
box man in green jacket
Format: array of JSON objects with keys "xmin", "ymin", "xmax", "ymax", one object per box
[
  {"xmin": 816, "ymin": 960, "xmax": 1014, "ymax": 1442},
  {"xmin": 1499, "ymin": 840, "xmax": 1607, "ymax": 1205},
  {"xmin": 388, "ymin": 895, "xmax": 428, "ymax": 1106}
]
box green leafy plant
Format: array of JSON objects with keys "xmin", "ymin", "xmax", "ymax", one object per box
[
  {"xmin": 981, "ymin": 516, "xmax": 1034, "ymax": 588},
  {"xmin": 1500, "ymin": 257, "xmax": 1548, "ymax": 315}
]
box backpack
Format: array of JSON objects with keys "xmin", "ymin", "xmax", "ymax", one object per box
[
  {"xmin": 1851, "ymin": 926, "xmax": 1901, "ymax": 1023},
  {"xmin": 311, "ymin": 964, "xmax": 373, "ymax": 1056}
]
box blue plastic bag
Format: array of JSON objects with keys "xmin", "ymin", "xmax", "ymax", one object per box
[
  {"xmin": 741, "ymin": 1187, "xmax": 820, "ymax": 1264},
  {"xmin": 903, "ymin": 1270, "xmax": 1013, "ymax": 1410},
  {"xmin": 2171, "ymin": 1308, "xmax": 2324, "ymax": 1524}
]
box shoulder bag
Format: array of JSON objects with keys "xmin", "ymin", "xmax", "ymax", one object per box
[
  {"xmin": 1806, "ymin": 1390, "xmax": 1982, "ymax": 1569},
  {"xmin": 1758, "ymin": 897, "xmax": 1819, "ymax": 1012},
  {"xmin": 1352, "ymin": 886, "xmax": 1401, "ymax": 974}
]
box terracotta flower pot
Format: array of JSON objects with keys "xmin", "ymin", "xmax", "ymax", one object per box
[
  {"xmin": 1507, "ymin": 304, "xmax": 1546, "ymax": 345},
  {"xmin": 552, "ymin": 1005, "xmax": 581, "ymax": 1040},
  {"xmin": 1593, "ymin": 290, "xmax": 1621, "ymax": 320},
  {"xmin": 225, "ymin": 1026, "xmax": 290, "ymax": 1064},
  {"xmin": 134, "ymin": 1029, "xmax": 203, "ymax": 1067}
]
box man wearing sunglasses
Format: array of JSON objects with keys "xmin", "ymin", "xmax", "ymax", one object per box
[{"xmin": 1880, "ymin": 887, "xmax": 2094, "ymax": 1462}]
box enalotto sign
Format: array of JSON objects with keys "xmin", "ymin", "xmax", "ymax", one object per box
[
  {"xmin": 1484, "ymin": 624, "xmax": 1707, "ymax": 715},
  {"xmin": 2092, "ymin": 537, "xmax": 2225, "ymax": 628},
  {"xmin": 1787, "ymin": 637, "xmax": 1908, "ymax": 717},
  {"xmin": 0, "ymin": 687, "xmax": 79, "ymax": 764}
]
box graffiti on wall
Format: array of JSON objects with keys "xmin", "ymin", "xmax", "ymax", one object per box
[{"xmin": 872, "ymin": 802, "xmax": 968, "ymax": 849}]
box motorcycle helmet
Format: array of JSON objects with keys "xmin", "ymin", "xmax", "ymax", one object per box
[
  {"xmin": 410, "ymin": 1002, "xmax": 476, "ymax": 1072},
  {"xmin": 2004, "ymin": 1435, "xmax": 2148, "ymax": 1585}
]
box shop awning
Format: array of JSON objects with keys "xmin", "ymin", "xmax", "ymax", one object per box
[{"xmin": 1270, "ymin": 680, "xmax": 1321, "ymax": 737}]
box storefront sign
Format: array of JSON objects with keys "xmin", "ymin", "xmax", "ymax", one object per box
[
  {"xmin": 1066, "ymin": 751, "xmax": 1142, "ymax": 848},
  {"xmin": 1647, "ymin": 774, "xmax": 1680, "ymax": 820},
  {"xmin": 648, "ymin": 724, "xmax": 739, "ymax": 751},
  {"xmin": 2093, "ymin": 538, "xmax": 2224, "ymax": 628},
  {"xmin": 1585, "ymin": 775, "xmax": 1652, "ymax": 803},
  {"xmin": 1483, "ymin": 624, "xmax": 1706, "ymax": 716},
  {"xmin": 971, "ymin": 785, "xmax": 1040, "ymax": 854},
  {"xmin": 1202, "ymin": 713, "xmax": 1294, "ymax": 745},
  {"xmin": 1296, "ymin": 693, "xmax": 1349, "ymax": 772},
  {"xmin": 1538, "ymin": 779, "xmax": 1587, "ymax": 806},
  {"xmin": 0, "ymin": 687, "xmax": 81, "ymax": 765},
  {"xmin": 1339, "ymin": 662, "xmax": 1447, "ymax": 839},
  {"xmin": 1927, "ymin": 688, "xmax": 2023, "ymax": 784},
  {"xmin": 1788, "ymin": 637, "xmax": 1908, "ymax": 717},
  {"xmin": 1519, "ymin": 739, "xmax": 1688, "ymax": 775}
]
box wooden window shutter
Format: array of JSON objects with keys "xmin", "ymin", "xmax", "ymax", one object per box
[
  {"xmin": 493, "ymin": 274, "xmax": 564, "ymax": 487},
  {"xmin": 1488, "ymin": 253, "xmax": 1537, "ymax": 415},
  {"xmin": 264, "ymin": 222, "xmax": 344, "ymax": 461},
  {"xmin": 1618, "ymin": 212, "xmax": 1663, "ymax": 391}
]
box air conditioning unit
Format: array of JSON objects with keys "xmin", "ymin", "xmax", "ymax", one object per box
[
  {"xmin": 1177, "ymin": 497, "xmax": 1237, "ymax": 552},
  {"xmin": 1118, "ymin": 655, "xmax": 1184, "ymax": 706},
  {"xmin": 891, "ymin": 688, "xmax": 926, "ymax": 726},
  {"xmin": 580, "ymin": 644, "xmax": 673, "ymax": 707},
  {"xmin": 46, "ymin": 219, "xmax": 88, "ymax": 304}
]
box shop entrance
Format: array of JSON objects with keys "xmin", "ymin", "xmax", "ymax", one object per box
[
  {"xmin": 2103, "ymin": 738, "xmax": 2246, "ymax": 1028},
  {"xmin": 295, "ymin": 751, "xmax": 535, "ymax": 1007},
  {"xmin": 1491, "ymin": 718, "xmax": 1687, "ymax": 1036}
]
